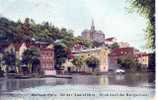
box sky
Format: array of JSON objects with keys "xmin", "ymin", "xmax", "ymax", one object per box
[{"xmin": 0, "ymin": 0, "xmax": 147, "ymax": 51}]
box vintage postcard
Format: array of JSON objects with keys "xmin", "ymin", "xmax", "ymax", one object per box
[{"xmin": 0, "ymin": 0, "xmax": 155, "ymax": 100}]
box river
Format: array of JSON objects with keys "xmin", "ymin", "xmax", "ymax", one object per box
[{"xmin": 0, "ymin": 73, "xmax": 155, "ymax": 100}]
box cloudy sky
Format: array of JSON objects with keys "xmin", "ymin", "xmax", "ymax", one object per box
[{"xmin": 0, "ymin": 0, "xmax": 147, "ymax": 50}]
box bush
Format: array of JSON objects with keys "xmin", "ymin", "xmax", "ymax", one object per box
[
  {"xmin": 85, "ymin": 56, "xmax": 100, "ymax": 72},
  {"xmin": 72, "ymin": 56, "xmax": 84, "ymax": 72},
  {"xmin": 117, "ymin": 57, "xmax": 143, "ymax": 72}
]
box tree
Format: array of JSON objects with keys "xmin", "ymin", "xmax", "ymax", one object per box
[
  {"xmin": 128, "ymin": 0, "xmax": 155, "ymax": 49},
  {"xmin": 3, "ymin": 50, "xmax": 16, "ymax": 73},
  {"xmin": 61, "ymin": 29, "xmax": 75, "ymax": 48},
  {"xmin": 0, "ymin": 17, "xmax": 93, "ymax": 50},
  {"xmin": 15, "ymin": 18, "xmax": 33, "ymax": 41},
  {"xmin": 85, "ymin": 56, "xmax": 100, "ymax": 72},
  {"xmin": 117, "ymin": 57, "xmax": 142, "ymax": 72},
  {"xmin": 110, "ymin": 42, "xmax": 119, "ymax": 49},
  {"xmin": 21, "ymin": 48, "xmax": 40, "ymax": 73},
  {"xmin": 72, "ymin": 56, "xmax": 84, "ymax": 72},
  {"xmin": 74, "ymin": 36, "xmax": 92, "ymax": 48},
  {"xmin": 0, "ymin": 17, "xmax": 17, "ymax": 43},
  {"xmin": 54, "ymin": 44, "xmax": 69, "ymax": 70}
]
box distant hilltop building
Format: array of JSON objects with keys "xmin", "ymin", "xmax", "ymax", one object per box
[{"xmin": 81, "ymin": 20, "xmax": 105, "ymax": 43}]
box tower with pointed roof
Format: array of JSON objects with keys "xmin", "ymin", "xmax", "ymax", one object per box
[
  {"xmin": 91, "ymin": 19, "xmax": 95, "ymax": 31},
  {"xmin": 81, "ymin": 19, "xmax": 105, "ymax": 43},
  {"xmin": 90, "ymin": 19, "xmax": 95, "ymax": 40}
]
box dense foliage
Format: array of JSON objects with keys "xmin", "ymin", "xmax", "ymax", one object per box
[
  {"xmin": 128, "ymin": 0, "xmax": 155, "ymax": 49},
  {"xmin": 85, "ymin": 56, "xmax": 100, "ymax": 72},
  {"xmin": 54, "ymin": 44, "xmax": 69, "ymax": 70},
  {"xmin": 3, "ymin": 50, "xmax": 16, "ymax": 73},
  {"xmin": 0, "ymin": 17, "xmax": 92, "ymax": 48},
  {"xmin": 0, "ymin": 17, "xmax": 93, "ymax": 70},
  {"xmin": 72, "ymin": 56, "xmax": 84, "ymax": 72},
  {"xmin": 110, "ymin": 42, "xmax": 119, "ymax": 49},
  {"xmin": 117, "ymin": 57, "xmax": 143, "ymax": 72},
  {"xmin": 22, "ymin": 47, "xmax": 40, "ymax": 73}
]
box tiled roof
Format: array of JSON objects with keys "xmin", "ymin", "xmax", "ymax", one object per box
[{"xmin": 105, "ymin": 37, "xmax": 115, "ymax": 41}]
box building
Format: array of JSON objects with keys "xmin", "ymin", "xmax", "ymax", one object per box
[
  {"xmin": 15, "ymin": 42, "xmax": 27, "ymax": 60},
  {"xmin": 0, "ymin": 42, "xmax": 16, "ymax": 72},
  {"xmin": 72, "ymin": 48, "xmax": 109, "ymax": 73},
  {"xmin": 135, "ymin": 52, "xmax": 156, "ymax": 72},
  {"xmin": 0, "ymin": 36, "xmax": 55, "ymax": 75},
  {"xmin": 39, "ymin": 48, "xmax": 54, "ymax": 75},
  {"xmin": 109, "ymin": 47, "xmax": 137, "ymax": 70},
  {"xmin": 108, "ymin": 46, "xmax": 154, "ymax": 71},
  {"xmin": 81, "ymin": 20, "xmax": 105, "ymax": 43},
  {"xmin": 11, "ymin": 41, "xmax": 55, "ymax": 75},
  {"xmin": 110, "ymin": 47, "xmax": 136, "ymax": 60},
  {"xmin": 28, "ymin": 41, "xmax": 54, "ymax": 75},
  {"xmin": 0, "ymin": 42, "xmax": 16, "ymax": 54},
  {"xmin": 38, "ymin": 43, "xmax": 54, "ymax": 75},
  {"xmin": 135, "ymin": 53, "xmax": 149, "ymax": 68}
]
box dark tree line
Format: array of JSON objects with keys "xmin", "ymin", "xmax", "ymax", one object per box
[{"xmin": 0, "ymin": 17, "xmax": 92, "ymax": 48}]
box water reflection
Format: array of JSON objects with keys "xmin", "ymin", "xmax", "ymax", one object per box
[
  {"xmin": 108, "ymin": 73, "xmax": 155, "ymax": 87},
  {"xmin": 0, "ymin": 79, "xmax": 45, "ymax": 92},
  {"xmin": 0, "ymin": 73, "xmax": 155, "ymax": 92}
]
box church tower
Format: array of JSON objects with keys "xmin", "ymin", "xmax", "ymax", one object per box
[
  {"xmin": 81, "ymin": 19, "xmax": 105, "ymax": 43},
  {"xmin": 91, "ymin": 19, "xmax": 95, "ymax": 31},
  {"xmin": 90, "ymin": 19, "xmax": 95, "ymax": 40}
]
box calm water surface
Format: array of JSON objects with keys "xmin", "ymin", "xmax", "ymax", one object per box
[{"xmin": 0, "ymin": 73, "xmax": 155, "ymax": 100}]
